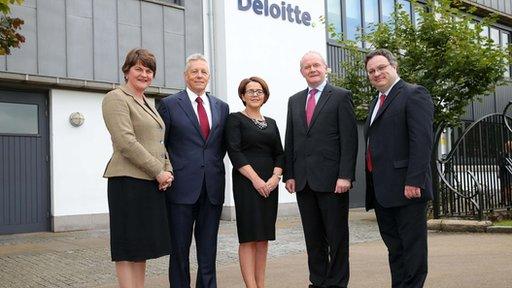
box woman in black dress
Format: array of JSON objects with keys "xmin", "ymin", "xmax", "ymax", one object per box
[{"xmin": 225, "ymin": 76, "xmax": 284, "ymax": 288}]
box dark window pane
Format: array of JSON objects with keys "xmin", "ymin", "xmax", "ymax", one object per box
[
  {"xmin": 0, "ymin": 102, "xmax": 39, "ymax": 134},
  {"xmin": 327, "ymin": 0, "xmax": 342, "ymax": 39}
]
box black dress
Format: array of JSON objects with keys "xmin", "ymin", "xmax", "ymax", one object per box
[
  {"xmin": 107, "ymin": 177, "xmax": 171, "ymax": 261},
  {"xmin": 225, "ymin": 112, "xmax": 284, "ymax": 243}
]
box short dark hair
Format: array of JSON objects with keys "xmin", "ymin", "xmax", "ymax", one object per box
[
  {"xmin": 237, "ymin": 76, "xmax": 270, "ymax": 106},
  {"xmin": 122, "ymin": 48, "xmax": 157, "ymax": 82},
  {"xmin": 364, "ymin": 48, "xmax": 398, "ymax": 68}
]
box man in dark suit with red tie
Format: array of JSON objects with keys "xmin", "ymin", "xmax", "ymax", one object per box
[
  {"xmin": 284, "ymin": 51, "xmax": 358, "ymax": 288},
  {"xmin": 158, "ymin": 54, "xmax": 229, "ymax": 288},
  {"xmin": 364, "ymin": 49, "xmax": 434, "ymax": 288}
]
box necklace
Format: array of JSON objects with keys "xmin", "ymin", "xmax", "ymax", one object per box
[{"xmin": 241, "ymin": 110, "xmax": 267, "ymax": 130}]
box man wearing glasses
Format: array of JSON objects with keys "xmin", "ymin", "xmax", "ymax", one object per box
[
  {"xmin": 284, "ymin": 51, "xmax": 358, "ymax": 288},
  {"xmin": 364, "ymin": 48, "xmax": 434, "ymax": 288}
]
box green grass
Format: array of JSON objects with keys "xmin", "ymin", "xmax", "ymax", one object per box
[{"xmin": 494, "ymin": 220, "xmax": 512, "ymax": 226}]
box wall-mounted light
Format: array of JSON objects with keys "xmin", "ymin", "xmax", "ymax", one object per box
[{"xmin": 69, "ymin": 112, "xmax": 85, "ymax": 127}]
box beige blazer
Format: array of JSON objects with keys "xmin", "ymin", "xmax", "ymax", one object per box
[{"xmin": 102, "ymin": 85, "xmax": 172, "ymax": 180}]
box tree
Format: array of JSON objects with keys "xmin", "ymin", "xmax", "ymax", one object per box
[
  {"xmin": 330, "ymin": 0, "xmax": 511, "ymax": 128},
  {"xmin": 0, "ymin": 0, "xmax": 24, "ymax": 55}
]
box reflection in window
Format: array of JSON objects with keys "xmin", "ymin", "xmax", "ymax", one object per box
[
  {"xmin": 364, "ymin": 0, "xmax": 379, "ymax": 29},
  {"xmin": 364, "ymin": 0, "xmax": 379, "ymax": 48},
  {"xmin": 346, "ymin": 0, "xmax": 362, "ymax": 46},
  {"xmin": 490, "ymin": 27, "xmax": 500, "ymax": 46},
  {"xmin": 382, "ymin": 0, "xmax": 394, "ymax": 24},
  {"xmin": 0, "ymin": 102, "xmax": 39, "ymax": 134},
  {"xmin": 397, "ymin": 0, "xmax": 411, "ymax": 16},
  {"xmin": 480, "ymin": 26, "xmax": 489, "ymax": 39},
  {"xmin": 502, "ymin": 32, "xmax": 510, "ymax": 78},
  {"xmin": 327, "ymin": 0, "xmax": 342, "ymax": 39}
]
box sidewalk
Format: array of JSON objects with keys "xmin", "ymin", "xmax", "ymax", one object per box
[{"xmin": 1, "ymin": 209, "xmax": 511, "ymax": 287}]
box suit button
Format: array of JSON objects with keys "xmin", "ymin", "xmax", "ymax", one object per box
[{"xmin": 160, "ymin": 140, "xmax": 164, "ymax": 144}]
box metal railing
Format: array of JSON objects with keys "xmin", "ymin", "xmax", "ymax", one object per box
[{"xmin": 434, "ymin": 106, "xmax": 512, "ymax": 220}]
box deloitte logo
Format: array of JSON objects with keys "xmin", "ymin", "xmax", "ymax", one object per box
[{"xmin": 237, "ymin": 0, "xmax": 312, "ymax": 27}]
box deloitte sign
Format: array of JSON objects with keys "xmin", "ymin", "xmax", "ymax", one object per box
[{"xmin": 237, "ymin": 0, "xmax": 312, "ymax": 27}]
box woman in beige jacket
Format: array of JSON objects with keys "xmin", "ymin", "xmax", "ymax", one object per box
[{"xmin": 102, "ymin": 48, "xmax": 173, "ymax": 288}]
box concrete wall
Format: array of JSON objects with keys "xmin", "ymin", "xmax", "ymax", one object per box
[
  {"xmin": 49, "ymin": 89, "xmax": 112, "ymax": 230},
  {"xmin": 470, "ymin": 0, "xmax": 512, "ymax": 15},
  {"xmin": 3, "ymin": 0, "xmax": 203, "ymax": 90}
]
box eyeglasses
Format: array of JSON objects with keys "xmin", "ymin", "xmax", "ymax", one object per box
[
  {"xmin": 367, "ymin": 64, "xmax": 390, "ymax": 76},
  {"xmin": 245, "ymin": 89, "xmax": 265, "ymax": 96}
]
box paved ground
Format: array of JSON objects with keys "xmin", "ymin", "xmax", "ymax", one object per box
[{"xmin": 0, "ymin": 209, "xmax": 511, "ymax": 287}]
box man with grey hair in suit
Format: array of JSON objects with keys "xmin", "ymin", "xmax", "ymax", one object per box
[
  {"xmin": 158, "ymin": 54, "xmax": 229, "ymax": 288},
  {"xmin": 284, "ymin": 51, "xmax": 358, "ymax": 288}
]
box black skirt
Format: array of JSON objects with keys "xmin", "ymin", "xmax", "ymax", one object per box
[{"xmin": 107, "ymin": 176, "xmax": 171, "ymax": 261}]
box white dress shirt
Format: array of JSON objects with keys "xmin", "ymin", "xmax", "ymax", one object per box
[
  {"xmin": 305, "ymin": 79, "xmax": 328, "ymax": 109},
  {"xmin": 370, "ymin": 77, "xmax": 400, "ymax": 125},
  {"xmin": 187, "ymin": 87, "xmax": 212, "ymax": 129}
]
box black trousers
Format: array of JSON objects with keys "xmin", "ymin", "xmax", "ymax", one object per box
[
  {"xmin": 374, "ymin": 200, "xmax": 428, "ymax": 288},
  {"xmin": 167, "ymin": 181, "xmax": 222, "ymax": 288},
  {"xmin": 296, "ymin": 183, "xmax": 349, "ymax": 288}
]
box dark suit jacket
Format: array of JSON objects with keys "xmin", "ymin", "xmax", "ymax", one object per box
[
  {"xmin": 284, "ymin": 83, "xmax": 358, "ymax": 192},
  {"xmin": 157, "ymin": 90, "xmax": 229, "ymax": 205},
  {"xmin": 364, "ymin": 79, "xmax": 434, "ymax": 210}
]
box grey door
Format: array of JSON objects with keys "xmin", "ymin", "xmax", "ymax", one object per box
[{"xmin": 0, "ymin": 89, "xmax": 50, "ymax": 234}]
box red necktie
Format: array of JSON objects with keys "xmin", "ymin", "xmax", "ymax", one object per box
[
  {"xmin": 366, "ymin": 94, "xmax": 387, "ymax": 172},
  {"xmin": 196, "ymin": 96, "xmax": 210, "ymax": 139},
  {"xmin": 306, "ymin": 88, "xmax": 318, "ymax": 126}
]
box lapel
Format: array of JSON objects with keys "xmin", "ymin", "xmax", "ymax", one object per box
[
  {"xmin": 370, "ymin": 79, "xmax": 405, "ymax": 126},
  {"xmin": 176, "ymin": 90, "xmax": 203, "ymax": 137},
  {"xmin": 297, "ymin": 88, "xmax": 308, "ymax": 132},
  {"xmin": 120, "ymin": 85, "xmax": 164, "ymax": 128},
  {"xmin": 206, "ymin": 93, "xmax": 220, "ymax": 145},
  {"xmin": 365, "ymin": 96, "xmax": 378, "ymax": 138},
  {"xmin": 307, "ymin": 83, "xmax": 333, "ymax": 133}
]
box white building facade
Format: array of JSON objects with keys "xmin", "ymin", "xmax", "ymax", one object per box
[{"xmin": 0, "ymin": 0, "xmax": 329, "ymax": 234}]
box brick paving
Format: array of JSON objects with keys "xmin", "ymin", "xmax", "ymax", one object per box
[{"xmin": 0, "ymin": 209, "xmax": 380, "ymax": 288}]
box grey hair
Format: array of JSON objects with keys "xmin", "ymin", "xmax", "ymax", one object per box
[
  {"xmin": 185, "ymin": 53, "xmax": 209, "ymax": 71},
  {"xmin": 364, "ymin": 48, "xmax": 398, "ymax": 68},
  {"xmin": 300, "ymin": 51, "xmax": 327, "ymax": 69}
]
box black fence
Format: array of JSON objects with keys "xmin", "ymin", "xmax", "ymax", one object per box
[{"xmin": 434, "ymin": 113, "xmax": 512, "ymax": 220}]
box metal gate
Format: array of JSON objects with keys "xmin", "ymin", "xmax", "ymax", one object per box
[
  {"xmin": 434, "ymin": 112, "xmax": 512, "ymax": 220},
  {"xmin": 0, "ymin": 88, "xmax": 50, "ymax": 234}
]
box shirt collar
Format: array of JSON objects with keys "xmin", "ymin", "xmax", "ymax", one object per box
[
  {"xmin": 308, "ymin": 79, "xmax": 327, "ymax": 94},
  {"xmin": 382, "ymin": 77, "xmax": 401, "ymax": 96},
  {"xmin": 186, "ymin": 87, "xmax": 207, "ymax": 103}
]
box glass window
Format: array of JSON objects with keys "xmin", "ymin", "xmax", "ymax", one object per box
[
  {"xmin": 502, "ymin": 31, "xmax": 510, "ymax": 78},
  {"xmin": 364, "ymin": 0, "xmax": 379, "ymax": 48},
  {"xmin": 364, "ymin": 0, "xmax": 379, "ymax": 28},
  {"xmin": 480, "ymin": 26, "xmax": 489, "ymax": 39},
  {"xmin": 0, "ymin": 102, "xmax": 39, "ymax": 134},
  {"xmin": 346, "ymin": 0, "xmax": 362, "ymax": 46},
  {"xmin": 381, "ymin": 0, "xmax": 395, "ymax": 24},
  {"xmin": 490, "ymin": 27, "xmax": 500, "ymax": 46},
  {"xmin": 327, "ymin": 0, "xmax": 342, "ymax": 39},
  {"xmin": 397, "ymin": 0, "xmax": 411, "ymax": 17},
  {"xmin": 413, "ymin": 3, "xmax": 425, "ymax": 26}
]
